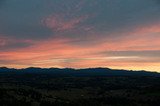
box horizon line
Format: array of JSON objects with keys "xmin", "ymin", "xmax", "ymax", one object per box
[{"xmin": 0, "ymin": 66, "xmax": 159, "ymax": 73}]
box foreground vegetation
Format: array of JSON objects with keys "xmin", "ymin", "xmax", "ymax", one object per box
[{"xmin": 0, "ymin": 68, "xmax": 160, "ymax": 106}]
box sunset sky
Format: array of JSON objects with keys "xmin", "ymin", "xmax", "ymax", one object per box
[{"xmin": 0, "ymin": 0, "xmax": 160, "ymax": 72}]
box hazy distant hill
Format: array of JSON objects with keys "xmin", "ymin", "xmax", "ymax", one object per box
[{"xmin": 0, "ymin": 67, "xmax": 159, "ymax": 77}]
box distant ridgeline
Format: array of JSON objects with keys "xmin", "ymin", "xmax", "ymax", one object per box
[{"xmin": 0, "ymin": 67, "xmax": 159, "ymax": 77}]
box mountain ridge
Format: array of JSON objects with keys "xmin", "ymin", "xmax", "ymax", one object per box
[{"xmin": 0, "ymin": 67, "xmax": 159, "ymax": 77}]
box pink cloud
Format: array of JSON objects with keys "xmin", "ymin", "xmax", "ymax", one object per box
[
  {"xmin": 0, "ymin": 36, "xmax": 7, "ymax": 46},
  {"xmin": 43, "ymin": 14, "xmax": 88, "ymax": 31},
  {"xmin": 0, "ymin": 22, "xmax": 160, "ymax": 71}
]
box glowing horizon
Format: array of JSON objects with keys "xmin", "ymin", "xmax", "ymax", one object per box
[{"xmin": 0, "ymin": 0, "xmax": 160, "ymax": 72}]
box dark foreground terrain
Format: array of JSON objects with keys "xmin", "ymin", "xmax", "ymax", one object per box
[{"xmin": 0, "ymin": 67, "xmax": 160, "ymax": 106}]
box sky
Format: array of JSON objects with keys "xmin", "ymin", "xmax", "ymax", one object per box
[{"xmin": 0, "ymin": 0, "xmax": 160, "ymax": 72}]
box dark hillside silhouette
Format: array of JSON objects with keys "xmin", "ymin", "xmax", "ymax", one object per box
[
  {"xmin": 0, "ymin": 67, "xmax": 160, "ymax": 106},
  {"xmin": 0, "ymin": 67, "xmax": 159, "ymax": 77}
]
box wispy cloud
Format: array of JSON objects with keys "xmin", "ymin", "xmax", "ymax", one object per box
[
  {"xmin": 43, "ymin": 14, "xmax": 89, "ymax": 32},
  {"xmin": 0, "ymin": 0, "xmax": 160, "ymax": 71}
]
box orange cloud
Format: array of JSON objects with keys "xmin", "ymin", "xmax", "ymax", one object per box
[{"xmin": 0, "ymin": 22, "xmax": 160, "ymax": 72}]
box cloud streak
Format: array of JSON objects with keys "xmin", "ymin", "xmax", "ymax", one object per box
[{"xmin": 0, "ymin": 0, "xmax": 160, "ymax": 71}]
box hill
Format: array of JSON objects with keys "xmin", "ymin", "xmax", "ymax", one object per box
[
  {"xmin": 0, "ymin": 67, "xmax": 160, "ymax": 106},
  {"xmin": 0, "ymin": 67, "xmax": 159, "ymax": 77}
]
